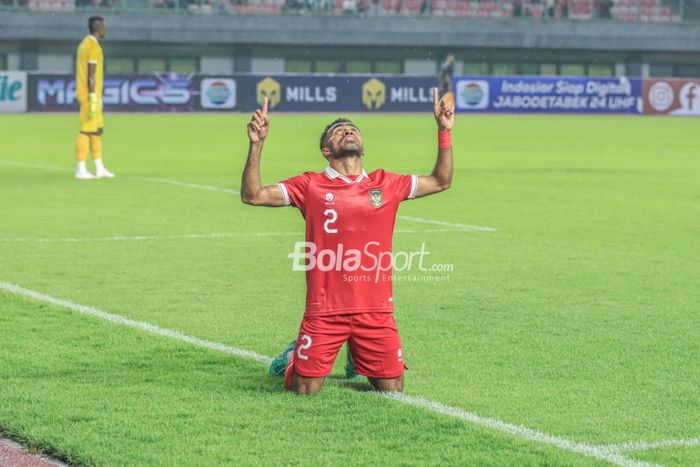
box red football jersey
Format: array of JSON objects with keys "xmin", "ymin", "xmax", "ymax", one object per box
[{"xmin": 280, "ymin": 165, "xmax": 417, "ymax": 317}]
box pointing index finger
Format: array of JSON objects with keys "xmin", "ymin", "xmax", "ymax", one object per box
[
  {"xmin": 262, "ymin": 96, "xmax": 269, "ymax": 116},
  {"xmin": 433, "ymin": 87, "xmax": 439, "ymax": 113}
]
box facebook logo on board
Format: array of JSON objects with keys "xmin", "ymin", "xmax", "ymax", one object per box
[{"xmin": 678, "ymin": 82, "xmax": 699, "ymax": 114}]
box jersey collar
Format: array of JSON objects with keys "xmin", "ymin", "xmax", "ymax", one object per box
[
  {"xmin": 324, "ymin": 165, "xmax": 368, "ymax": 184},
  {"xmin": 88, "ymin": 34, "xmax": 99, "ymax": 43}
]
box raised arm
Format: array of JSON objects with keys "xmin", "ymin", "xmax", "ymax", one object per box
[
  {"xmin": 240, "ymin": 97, "xmax": 286, "ymax": 207},
  {"xmin": 415, "ymin": 87, "xmax": 454, "ymax": 198}
]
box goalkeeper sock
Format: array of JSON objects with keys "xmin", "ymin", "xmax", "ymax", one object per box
[
  {"xmin": 95, "ymin": 158, "xmax": 105, "ymax": 173},
  {"xmin": 76, "ymin": 133, "xmax": 89, "ymax": 162},
  {"xmin": 90, "ymin": 135, "xmax": 102, "ymax": 161}
]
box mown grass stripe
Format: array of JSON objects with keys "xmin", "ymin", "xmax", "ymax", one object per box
[
  {"xmin": 0, "ymin": 159, "xmax": 497, "ymax": 233},
  {"xmin": 0, "ymin": 279, "xmax": 653, "ymax": 467},
  {"xmin": 0, "ymin": 280, "xmax": 272, "ymax": 366}
]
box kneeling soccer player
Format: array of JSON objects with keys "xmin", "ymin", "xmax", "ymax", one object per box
[{"xmin": 241, "ymin": 89, "xmax": 454, "ymax": 394}]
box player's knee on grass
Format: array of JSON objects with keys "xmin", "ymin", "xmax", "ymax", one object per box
[
  {"xmin": 288, "ymin": 373, "xmax": 324, "ymax": 395},
  {"xmin": 368, "ymin": 375, "xmax": 404, "ymax": 393}
]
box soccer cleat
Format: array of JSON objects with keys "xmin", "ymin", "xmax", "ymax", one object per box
[
  {"xmin": 75, "ymin": 170, "xmax": 96, "ymax": 180},
  {"xmin": 96, "ymin": 169, "xmax": 115, "ymax": 179},
  {"xmin": 345, "ymin": 345, "xmax": 360, "ymax": 379},
  {"xmin": 268, "ymin": 339, "xmax": 297, "ymax": 376}
]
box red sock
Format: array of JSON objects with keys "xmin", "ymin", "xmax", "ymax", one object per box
[{"xmin": 284, "ymin": 349, "xmax": 295, "ymax": 389}]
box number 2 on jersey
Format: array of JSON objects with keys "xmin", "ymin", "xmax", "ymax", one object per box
[
  {"xmin": 297, "ymin": 334, "xmax": 312, "ymax": 360},
  {"xmin": 324, "ymin": 209, "xmax": 338, "ymax": 234}
]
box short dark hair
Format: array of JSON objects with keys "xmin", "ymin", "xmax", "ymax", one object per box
[
  {"xmin": 319, "ymin": 118, "xmax": 357, "ymax": 150},
  {"xmin": 88, "ymin": 16, "xmax": 104, "ymax": 33}
]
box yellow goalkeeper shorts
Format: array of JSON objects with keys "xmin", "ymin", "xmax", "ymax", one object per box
[{"xmin": 79, "ymin": 99, "xmax": 104, "ymax": 134}]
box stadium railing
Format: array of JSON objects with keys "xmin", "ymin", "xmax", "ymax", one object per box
[{"xmin": 0, "ymin": 0, "xmax": 690, "ymax": 22}]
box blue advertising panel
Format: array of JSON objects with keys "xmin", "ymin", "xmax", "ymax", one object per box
[
  {"xmin": 243, "ymin": 75, "xmax": 439, "ymax": 112},
  {"xmin": 28, "ymin": 73, "xmax": 438, "ymax": 112},
  {"xmin": 453, "ymin": 76, "xmax": 642, "ymax": 114},
  {"xmin": 28, "ymin": 73, "xmax": 240, "ymax": 112}
]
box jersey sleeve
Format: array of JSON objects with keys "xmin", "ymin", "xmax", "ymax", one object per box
[
  {"xmin": 385, "ymin": 172, "xmax": 418, "ymax": 202},
  {"xmin": 87, "ymin": 42, "xmax": 100, "ymax": 65},
  {"xmin": 279, "ymin": 173, "xmax": 311, "ymax": 209}
]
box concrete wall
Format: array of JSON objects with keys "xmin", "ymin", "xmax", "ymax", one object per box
[
  {"xmin": 37, "ymin": 53, "xmax": 72, "ymax": 72},
  {"xmin": 1, "ymin": 11, "xmax": 699, "ymax": 75},
  {"xmin": 404, "ymin": 59, "xmax": 436, "ymax": 75},
  {"xmin": 200, "ymin": 56, "xmax": 235, "ymax": 73},
  {"xmin": 7, "ymin": 53, "xmax": 20, "ymax": 70},
  {"xmin": 250, "ymin": 57, "xmax": 284, "ymax": 73},
  {"xmin": 2, "ymin": 12, "xmax": 700, "ymax": 52}
]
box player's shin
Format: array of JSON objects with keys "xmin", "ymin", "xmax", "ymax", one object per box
[
  {"xmin": 76, "ymin": 133, "xmax": 89, "ymax": 163},
  {"xmin": 90, "ymin": 135, "xmax": 116, "ymax": 178},
  {"xmin": 74, "ymin": 133, "xmax": 95, "ymax": 179},
  {"xmin": 90, "ymin": 135, "xmax": 102, "ymax": 160}
]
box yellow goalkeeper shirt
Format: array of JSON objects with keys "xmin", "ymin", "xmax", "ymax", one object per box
[{"xmin": 76, "ymin": 35, "xmax": 103, "ymax": 103}]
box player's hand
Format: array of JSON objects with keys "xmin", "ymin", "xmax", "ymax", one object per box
[
  {"xmin": 88, "ymin": 92, "xmax": 98, "ymax": 119},
  {"xmin": 247, "ymin": 97, "xmax": 269, "ymax": 143},
  {"xmin": 433, "ymin": 87, "xmax": 454, "ymax": 131}
]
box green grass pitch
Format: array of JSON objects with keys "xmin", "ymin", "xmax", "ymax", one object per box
[{"xmin": 0, "ymin": 112, "xmax": 698, "ymax": 466}]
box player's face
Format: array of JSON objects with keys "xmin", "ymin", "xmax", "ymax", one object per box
[
  {"xmin": 324, "ymin": 124, "xmax": 364, "ymax": 159},
  {"xmin": 95, "ymin": 21, "xmax": 106, "ymax": 38}
]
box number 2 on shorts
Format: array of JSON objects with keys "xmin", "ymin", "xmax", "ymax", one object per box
[{"xmin": 297, "ymin": 334, "xmax": 312, "ymax": 360}]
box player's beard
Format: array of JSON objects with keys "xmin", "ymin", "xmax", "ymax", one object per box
[{"xmin": 335, "ymin": 142, "xmax": 363, "ymax": 158}]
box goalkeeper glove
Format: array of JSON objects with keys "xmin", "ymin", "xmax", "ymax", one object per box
[{"xmin": 88, "ymin": 92, "xmax": 98, "ymax": 118}]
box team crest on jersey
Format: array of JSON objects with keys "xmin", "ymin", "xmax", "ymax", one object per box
[
  {"xmin": 325, "ymin": 192, "xmax": 334, "ymax": 206},
  {"xmin": 369, "ymin": 189, "xmax": 383, "ymax": 208}
]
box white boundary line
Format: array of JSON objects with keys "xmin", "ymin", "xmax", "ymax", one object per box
[
  {"xmin": 381, "ymin": 393, "xmax": 651, "ymax": 466},
  {"xmin": 130, "ymin": 176, "xmax": 240, "ymax": 195},
  {"xmin": 0, "ymin": 160, "xmax": 238, "ymax": 196},
  {"xmin": 0, "ymin": 279, "xmax": 671, "ymax": 467},
  {"xmin": 0, "ymin": 160, "xmax": 65, "ymax": 172},
  {"xmin": 0, "ymin": 228, "xmax": 473, "ymax": 244},
  {"xmin": 0, "ymin": 280, "xmax": 271, "ymax": 366},
  {"xmin": 397, "ymin": 215, "xmax": 497, "ymax": 232},
  {"xmin": 603, "ymin": 437, "xmax": 700, "ymax": 453},
  {"xmin": 0, "ymin": 159, "xmax": 497, "ymax": 233},
  {"xmin": 0, "ymin": 232, "xmax": 303, "ymax": 243}
]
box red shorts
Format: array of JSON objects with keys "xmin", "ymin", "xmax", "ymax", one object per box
[{"xmin": 288, "ymin": 312, "xmax": 405, "ymax": 381}]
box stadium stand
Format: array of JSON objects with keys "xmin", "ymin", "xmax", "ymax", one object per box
[{"xmin": 3, "ymin": 0, "xmax": 684, "ymax": 21}]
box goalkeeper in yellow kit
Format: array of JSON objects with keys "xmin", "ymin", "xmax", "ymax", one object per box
[{"xmin": 75, "ymin": 16, "xmax": 115, "ymax": 179}]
